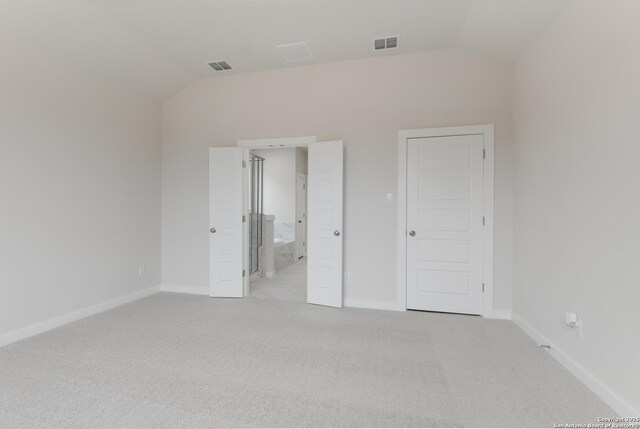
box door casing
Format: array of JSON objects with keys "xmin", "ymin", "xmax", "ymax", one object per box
[{"xmin": 397, "ymin": 124, "xmax": 497, "ymax": 318}]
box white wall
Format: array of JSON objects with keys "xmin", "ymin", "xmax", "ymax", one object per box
[
  {"xmin": 0, "ymin": 38, "xmax": 161, "ymax": 339},
  {"xmin": 513, "ymin": 0, "xmax": 640, "ymax": 415},
  {"xmin": 253, "ymin": 148, "xmax": 296, "ymax": 224},
  {"xmin": 161, "ymin": 49, "xmax": 514, "ymax": 310}
]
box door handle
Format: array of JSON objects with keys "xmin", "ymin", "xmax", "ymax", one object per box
[
  {"xmin": 409, "ymin": 230, "xmax": 416, "ymax": 237},
  {"xmin": 298, "ymin": 220, "xmax": 302, "ymax": 223},
  {"xmin": 334, "ymin": 230, "xmax": 341, "ymax": 237},
  {"xmin": 210, "ymin": 228, "xmax": 216, "ymax": 234}
]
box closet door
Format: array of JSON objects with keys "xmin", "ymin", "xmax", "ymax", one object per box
[{"xmin": 406, "ymin": 135, "xmax": 484, "ymax": 314}]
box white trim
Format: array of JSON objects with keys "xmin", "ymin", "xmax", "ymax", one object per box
[
  {"xmin": 238, "ymin": 136, "xmax": 317, "ymax": 148},
  {"xmin": 484, "ymin": 310, "xmax": 512, "ymax": 320},
  {"xmin": 513, "ymin": 314, "xmax": 638, "ymax": 417},
  {"xmin": 0, "ymin": 286, "xmax": 160, "ymax": 348},
  {"xmin": 397, "ymin": 124, "xmax": 495, "ymax": 316},
  {"xmin": 343, "ymin": 299, "xmax": 404, "ymax": 312},
  {"xmin": 161, "ymin": 285, "xmax": 209, "ymax": 296}
]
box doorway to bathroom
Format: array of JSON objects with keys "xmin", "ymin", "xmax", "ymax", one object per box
[
  {"xmin": 208, "ymin": 136, "xmax": 344, "ymax": 307},
  {"xmin": 247, "ymin": 146, "xmax": 308, "ymax": 303}
]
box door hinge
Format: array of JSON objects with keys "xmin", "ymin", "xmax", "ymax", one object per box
[
  {"xmin": 242, "ymin": 269, "xmax": 246, "ymax": 278},
  {"xmin": 483, "ymin": 149, "xmax": 486, "ymax": 159},
  {"xmin": 242, "ymin": 160, "xmax": 247, "ymax": 168},
  {"xmin": 482, "ymin": 216, "xmax": 485, "ymax": 226},
  {"xmin": 242, "ymin": 215, "xmax": 246, "ymax": 223},
  {"xmin": 482, "ymin": 283, "xmax": 485, "ymax": 293}
]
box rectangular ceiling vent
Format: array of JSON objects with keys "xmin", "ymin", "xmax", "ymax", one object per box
[
  {"xmin": 277, "ymin": 42, "xmax": 314, "ymax": 63},
  {"xmin": 374, "ymin": 36, "xmax": 399, "ymax": 51},
  {"xmin": 208, "ymin": 61, "xmax": 232, "ymax": 71}
]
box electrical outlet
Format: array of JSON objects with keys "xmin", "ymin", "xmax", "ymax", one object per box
[
  {"xmin": 565, "ymin": 312, "xmax": 583, "ymax": 337},
  {"xmin": 386, "ymin": 193, "xmax": 394, "ymax": 204},
  {"xmin": 344, "ymin": 272, "xmax": 350, "ymax": 283},
  {"xmin": 138, "ymin": 265, "xmax": 146, "ymax": 277}
]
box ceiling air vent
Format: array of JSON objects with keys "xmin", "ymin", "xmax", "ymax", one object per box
[
  {"xmin": 208, "ymin": 61, "xmax": 232, "ymax": 71},
  {"xmin": 277, "ymin": 42, "xmax": 314, "ymax": 63},
  {"xmin": 374, "ymin": 36, "xmax": 399, "ymax": 51}
]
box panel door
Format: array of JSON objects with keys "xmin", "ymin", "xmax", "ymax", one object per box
[
  {"xmin": 209, "ymin": 147, "xmax": 244, "ymax": 298},
  {"xmin": 307, "ymin": 141, "xmax": 343, "ymax": 307},
  {"xmin": 406, "ymin": 135, "xmax": 484, "ymax": 314},
  {"xmin": 296, "ymin": 173, "xmax": 307, "ymax": 259}
]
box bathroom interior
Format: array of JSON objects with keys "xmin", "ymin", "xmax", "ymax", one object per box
[{"xmin": 248, "ymin": 147, "xmax": 308, "ymax": 298}]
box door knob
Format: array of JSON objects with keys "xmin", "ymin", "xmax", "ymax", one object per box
[
  {"xmin": 210, "ymin": 228, "xmax": 216, "ymax": 234},
  {"xmin": 298, "ymin": 220, "xmax": 302, "ymax": 223},
  {"xmin": 409, "ymin": 230, "xmax": 416, "ymax": 237},
  {"xmin": 334, "ymin": 230, "xmax": 341, "ymax": 237}
]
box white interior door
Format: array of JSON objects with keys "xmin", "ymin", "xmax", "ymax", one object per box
[
  {"xmin": 307, "ymin": 141, "xmax": 343, "ymax": 307},
  {"xmin": 295, "ymin": 173, "xmax": 307, "ymax": 259},
  {"xmin": 209, "ymin": 147, "xmax": 244, "ymax": 298},
  {"xmin": 406, "ymin": 135, "xmax": 484, "ymax": 315}
]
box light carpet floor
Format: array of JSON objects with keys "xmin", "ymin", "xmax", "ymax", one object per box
[
  {"xmin": 249, "ymin": 258, "xmax": 307, "ymax": 303},
  {"xmin": 0, "ymin": 261, "xmax": 613, "ymax": 428}
]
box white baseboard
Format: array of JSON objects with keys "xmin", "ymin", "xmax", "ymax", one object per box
[
  {"xmin": 512, "ymin": 313, "xmax": 638, "ymax": 417},
  {"xmin": 161, "ymin": 284, "xmax": 208, "ymax": 296},
  {"xmin": 0, "ymin": 285, "xmax": 160, "ymax": 348},
  {"xmin": 484, "ymin": 310, "xmax": 512, "ymax": 320},
  {"xmin": 343, "ymin": 298, "xmax": 404, "ymax": 312}
]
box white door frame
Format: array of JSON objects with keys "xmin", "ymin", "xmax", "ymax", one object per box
[
  {"xmin": 237, "ymin": 136, "xmax": 317, "ymax": 295},
  {"xmin": 397, "ymin": 124, "xmax": 495, "ymax": 317}
]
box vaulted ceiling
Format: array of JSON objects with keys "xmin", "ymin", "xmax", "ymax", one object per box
[{"xmin": 0, "ymin": 0, "xmax": 567, "ymax": 99}]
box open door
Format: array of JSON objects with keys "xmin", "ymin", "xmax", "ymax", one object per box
[
  {"xmin": 209, "ymin": 147, "xmax": 244, "ymax": 297},
  {"xmin": 307, "ymin": 141, "xmax": 343, "ymax": 307},
  {"xmin": 295, "ymin": 173, "xmax": 307, "ymax": 259}
]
